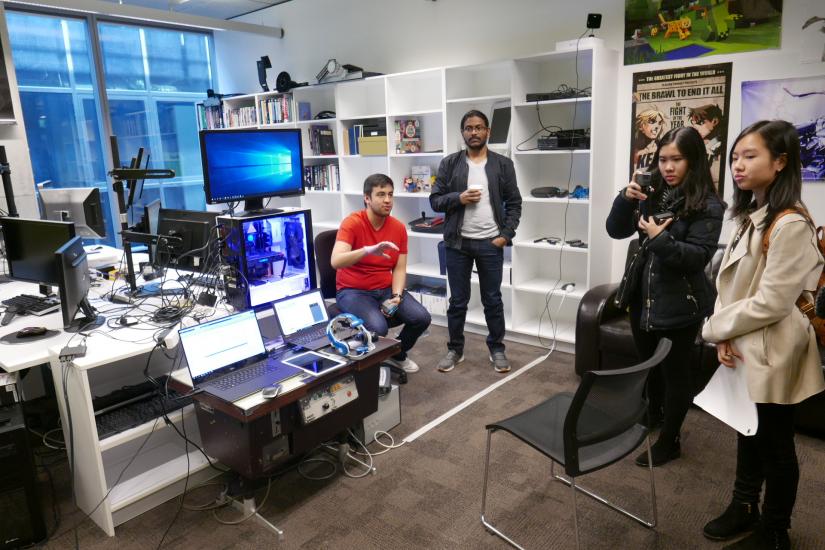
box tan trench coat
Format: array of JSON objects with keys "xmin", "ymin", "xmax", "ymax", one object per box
[{"xmin": 702, "ymin": 205, "xmax": 825, "ymax": 404}]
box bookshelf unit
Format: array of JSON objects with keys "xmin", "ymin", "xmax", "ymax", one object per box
[{"xmin": 201, "ymin": 43, "xmax": 617, "ymax": 350}]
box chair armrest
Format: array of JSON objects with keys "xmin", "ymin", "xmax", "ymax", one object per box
[{"xmin": 575, "ymin": 283, "xmax": 622, "ymax": 376}]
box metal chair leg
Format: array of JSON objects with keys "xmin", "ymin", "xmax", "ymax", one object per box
[
  {"xmin": 646, "ymin": 435, "xmax": 658, "ymax": 527},
  {"xmin": 551, "ymin": 444, "xmax": 657, "ymax": 529},
  {"xmin": 571, "ymin": 476, "xmax": 580, "ymax": 550},
  {"xmin": 480, "ymin": 430, "xmax": 525, "ymax": 550}
]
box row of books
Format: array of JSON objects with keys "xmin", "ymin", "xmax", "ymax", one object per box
[
  {"xmin": 308, "ymin": 124, "xmax": 336, "ymax": 155},
  {"xmin": 223, "ymin": 105, "xmax": 257, "ymax": 128},
  {"xmin": 197, "ymin": 104, "xmax": 225, "ymax": 130},
  {"xmin": 259, "ymin": 95, "xmax": 294, "ymax": 125},
  {"xmin": 303, "ymin": 164, "xmax": 340, "ymax": 191}
]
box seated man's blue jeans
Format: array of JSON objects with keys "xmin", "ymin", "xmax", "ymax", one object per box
[{"xmin": 335, "ymin": 288, "xmax": 431, "ymax": 360}]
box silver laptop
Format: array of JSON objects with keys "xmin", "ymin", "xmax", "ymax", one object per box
[
  {"xmin": 271, "ymin": 289, "xmax": 331, "ymax": 351},
  {"xmin": 179, "ymin": 309, "xmax": 307, "ymax": 403}
]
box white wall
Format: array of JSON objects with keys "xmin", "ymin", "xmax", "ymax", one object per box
[
  {"xmin": 0, "ymin": 4, "xmax": 37, "ymax": 217},
  {"xmin": 226, "ymin": 0, "xmax": 823, "ymax": 281}
]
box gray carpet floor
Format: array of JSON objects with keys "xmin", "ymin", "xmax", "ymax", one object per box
[{"xmin": 40, "ymin": 326, "xmax": 825, "ymax": 549}]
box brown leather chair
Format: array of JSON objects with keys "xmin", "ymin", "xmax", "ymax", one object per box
[
  {"xmin": 574, "ymin": 240, "xmax": 723, "ymax": 396},
  {"xmin": 575, "ymin": 240, "xmax": 825, "ymax": 438}
]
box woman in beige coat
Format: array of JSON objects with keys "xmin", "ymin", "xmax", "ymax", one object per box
[{"xmin": 701, "ymin": 120, "xmax": 824, "ymax": 550}]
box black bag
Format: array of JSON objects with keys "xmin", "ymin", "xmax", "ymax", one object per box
[
  {"xmin": 614, "ymin": 238, "xmax": 648, "ymax": 311},
  {"xmin": 408, "ymin": 211, "xmax": 445, "ymax": 234}
]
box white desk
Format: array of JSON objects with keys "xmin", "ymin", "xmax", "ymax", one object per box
[{"xmin": 1, "ymin": 272, "xmax": 227, "ymax": 537}]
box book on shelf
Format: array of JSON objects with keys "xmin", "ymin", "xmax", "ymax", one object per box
[
  {"xmin": 298, "ymin": 101, "xmax": 312, "ymax": 121},
  {"xmin": 410, "ymin": 165, "xmax": 432, "ymax": 192},
  {"xmin": 259, "ymin": 94, "xmax": 294, "ymax": 125},
  {"xmin": 347, "ymin": 125, "xmax": 363, "ymax": 155},
  {"xmin": 223, "ymin": 104, "xmax": 257, "ymax": 128},
  {"xmin": 309, "ymin": 124, "xmax": 335, "ymax": 155},
  {"xmin": 394, "ymin": 119, "xmax": 421, "ymax": 153},
  {"xmin": 303, "ymin": 163, "xmax": 340, "ymax": 191},
  {"xmin": 397, "ymin": 138, "xmax": 422, "ymax": 154}
]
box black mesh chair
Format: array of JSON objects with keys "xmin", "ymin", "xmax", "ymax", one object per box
[{"xmin": 481, "ymin": 338, "xmax": 672, "ymax": 549}]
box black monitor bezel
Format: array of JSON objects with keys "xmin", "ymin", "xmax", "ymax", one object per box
[
  {"xmin": 199, "ymin": 127, "xmax": 306, "ymax": 206},
  {"xmin": 0, "ymin": 217, "xmax": 76, "ymax": 285}
]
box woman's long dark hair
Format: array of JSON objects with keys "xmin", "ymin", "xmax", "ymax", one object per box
[
  {"xmin": 648, "ymin": 126, "xmax": 720, "ymax": 216},
  {"xmin": 728, "ymin": 120, "xmax": 803, "ymax": 229}
]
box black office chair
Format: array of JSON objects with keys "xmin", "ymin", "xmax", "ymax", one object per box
[
  {"xmin": 313, "ymin": 229, "xmax": 407, "ymax": 384},
  {"xmin": 481, "ymin": 338, "xmax": 672, "ymax": 549}
]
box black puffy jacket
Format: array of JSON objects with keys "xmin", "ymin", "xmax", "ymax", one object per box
[{"xmin": 606, "ymin": 189, "xmax": 724, "ymax": 331}]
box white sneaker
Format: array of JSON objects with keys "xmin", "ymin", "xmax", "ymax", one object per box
[{"xmin": 385, "ymin": 356, "xmax": 419, "ymax": 373}]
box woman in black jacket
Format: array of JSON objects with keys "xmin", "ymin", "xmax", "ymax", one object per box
[{"xmin": 607, "ymin": 126, "xmax": 724, "ymax": 467}]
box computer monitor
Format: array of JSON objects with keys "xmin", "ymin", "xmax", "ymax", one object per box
[
  {"xmin": 155, "ymin": 208, "xmax": 219, "ymax": 272},
  {"xmin": 39, "ymin": 187, "xmax": 106, "ymax": 239},
  {"xmin": 55, "ymin": 236, "xmax": 103, "ymax": 332},
  {"xmin": 0, "ymin": 217, "xmax": 76, "ymax": 287},
  {"xmin": 221, "ymin": 209, "xmax": 315, "ymax": 309},
  {"xmin": 200, "ymin": 128, "xmax": 305, "ymax": 212}
]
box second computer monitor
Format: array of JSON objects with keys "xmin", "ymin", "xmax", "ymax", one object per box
[
  {"xmin": 200, "ymin": 128, "xmax": 305, "ymax": 211},
  {"xmin": 155, "ymin": 208, "xmax": 219, "ymax": 272},
  {"xmin": 39, "ymin": 187, "xmax": 106, "ymax": 239},
  {"xmin": 0, "ymin": 217, "xmax": 76, "ymax": 286},
  {"xmin": 55, "ymin": 236, "xmax": 102, "ymax": 331}
]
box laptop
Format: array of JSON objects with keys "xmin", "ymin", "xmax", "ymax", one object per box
[
  {"xmin": 179, "ymin": 309, "xmax": 308, "ymax": 403},
  {"xmin": 271, "ymin": 289, "xmax": 332, "ymax": 351}
]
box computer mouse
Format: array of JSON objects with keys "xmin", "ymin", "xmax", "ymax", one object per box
[
  {"xmin": 561, "ymin": 282, "xmax": 576, "ymax": 292},
  {"xmin": 261, "ymin": 384, "xmax": 281, "ymax": 399},
  {"xmin": 16, "ymin": 326, "xmax": 48, "ymax": 339}
]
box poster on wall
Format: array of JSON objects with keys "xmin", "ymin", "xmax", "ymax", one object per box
[
  {"xmin": 630, "ymin": 62, "xmax": 732, "ymax": 194},
  {"xmin": 798, "ymin": 0, "xmax": 825, "ymax": 64},
  {"xmin": 742, "ymin": 76, "xmax": 825, "ymax": 181},
  {"xmin": 624, "ymin": 0, "xmax": 783, "ymax": 66}
]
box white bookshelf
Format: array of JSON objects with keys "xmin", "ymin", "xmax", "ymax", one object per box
[{"xmin": 210, "ymin": 44, "xmax": 617, "ymax": 349}]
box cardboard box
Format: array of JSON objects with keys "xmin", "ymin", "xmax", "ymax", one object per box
[{"xmin": 358, "ymin": 136, "xmax": 387, "ymax": 156}]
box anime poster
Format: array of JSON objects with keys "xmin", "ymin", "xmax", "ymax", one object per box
[
  {"xmin": 624, "ymin": 0, "xmax": 783, "ymax": 66},
  {"xmin": 742, "ymin": 76, "xmax": 825, "ymax": 181},
  {"xmin": 630, "ymin": 62, "xmax": 732, "ymax": 194}
]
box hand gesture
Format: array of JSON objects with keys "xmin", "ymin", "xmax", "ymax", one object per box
[
  {"xmin": 638, "ymin": 215, "xmax": 673, "ymax": 239},
  {"xmin": 363, "ymin": 241, "xmax": 399, "ymax": 260},
  {"xmin": 624, "ymin": 181, "xmax": 649, "ymax": 201},
  {"xmin": 716, "ymin": 340, "xmax": 742, "ymax": 368},
  {"xmin": 460, "ymin": 188, "xmax": 482, "ymax": 205}
]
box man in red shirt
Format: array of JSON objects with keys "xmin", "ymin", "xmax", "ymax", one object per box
[{"xmin": 331, "ymin": 173, "xmax": 431, "ymax": 373}]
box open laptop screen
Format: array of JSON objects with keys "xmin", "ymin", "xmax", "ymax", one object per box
[
  {"xmin": 179, "ymin": 310, "xmax": 266, "ymax": 380},
  {"xmin": 272, "ymin": 289, "xmax": 329, "ymax": 336}
]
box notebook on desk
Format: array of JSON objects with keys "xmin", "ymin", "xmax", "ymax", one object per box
[
  {"xmin": 179, "ymin": 309, "xmax": 308, "ymax": 403},
  {"xmin": 271, "ymin": 289, "xmax": 331, "ymax": 351}
]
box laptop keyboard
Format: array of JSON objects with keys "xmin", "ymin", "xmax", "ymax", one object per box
[
  {"xmin": 292, "ymin": 326, "xmax": 328, "ymax": 346},
  {"xmin": 209, "ymin": 359, "xmax": 304, "ymax": 391}
]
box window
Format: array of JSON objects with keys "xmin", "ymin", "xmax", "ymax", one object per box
[{"xmin": 6, "ymin": 9, "xmax": 215, "ymax": 244}]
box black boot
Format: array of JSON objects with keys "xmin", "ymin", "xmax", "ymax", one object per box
[
  {"xmin": 634, "ymin": 435, "xmax": 680, "ymax": 467},
  {"xmin": 722, "ymin": 524, "xmax": 790, "ymax": 550},
  {"xmin": 704, "ymin": 500, "xmax": 760, "ymax": 540}
]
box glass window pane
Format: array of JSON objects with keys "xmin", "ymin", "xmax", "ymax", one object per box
[
  {"xmin": 144, "ymin": 28, "xmax": 211, "ymax": 93},
  {"xmin": 8, "ymin": 12, "xmax": 115, "ymax": 244},
  {"xmin": 157, "ymin": 101, "xmax": 202, "ymax": 178},
  {"xmin": 98, "ymin": 23, "xmax": 146, "ymax": 91},
  {"xmin": 109, "ymin": 98, "xmax": 151, "ymax": 163}
]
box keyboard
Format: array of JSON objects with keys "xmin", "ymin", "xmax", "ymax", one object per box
[
  {"xmin": 95, "ymin": 389, "xmax": 193, "ymax": 440},
  {"xmin": 209, "ymin": 360, "xmax": 301, "ymax": 391},
  {"xmin": 2, "ymin": 294, "xmax": 60, "ymax": 315},
  {"xmin": 290, "ymin": 326, "xmax": 328, "ymax": 346}
]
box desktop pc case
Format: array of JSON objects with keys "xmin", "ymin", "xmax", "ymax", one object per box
[
  {"xmin": 218, "ymin": 209, "xmax": 316, "ymax": 311},
  {"xmin": 0, "ymin": 405, "xmax": 46, "ymax": 549}
]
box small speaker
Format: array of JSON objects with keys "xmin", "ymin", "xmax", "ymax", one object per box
[
  {"xmin": 257, "ymin": 56, "xmax": 271, "ymax": 92},
  {"xmin": 587, "ymin": 13, "xmax": 602, "ymax": 30},
  {"xmin": 275, "ymin": 71, "xmax": 308, "ymax": 93}
]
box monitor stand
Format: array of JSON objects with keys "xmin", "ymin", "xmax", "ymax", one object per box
[
  {"xmin": 234, "ymin": 197, "xmax": 282, "ymax": 218},
  {"xmin": 65, "ymin": 298, "xmax": 106, "ymax": 333}
]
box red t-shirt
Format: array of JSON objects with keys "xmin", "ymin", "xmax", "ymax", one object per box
[{"xmin": 335, "ymin": 210, "xmax": 408, "ymax": 291}]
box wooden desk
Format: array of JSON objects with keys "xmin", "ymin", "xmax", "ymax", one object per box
[{"xmin": 184, "ymin": 338, "xmax": 399, "ymax": 479}]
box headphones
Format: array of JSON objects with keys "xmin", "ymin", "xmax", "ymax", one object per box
[{"xmin": 326, "ymin": 313, "xmax": 374, "ymax": 358}]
